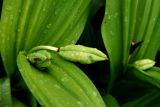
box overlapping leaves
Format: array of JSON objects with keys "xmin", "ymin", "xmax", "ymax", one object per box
[
  {"xmin": 0, "ymin": 0, "xmax": 93, "ymax": 106},
  {"xmin": 0, "ymin": 0, "xmax": 90, "ymax": 76},
  {"xmin": 101, "ymin": 0, "xmax": 160, "ymax": 92}
]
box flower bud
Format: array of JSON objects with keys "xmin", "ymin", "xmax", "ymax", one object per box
[
  {"xmin": 134, "ymin": 59, "xmax": 155, "ymax": 70},
  {"xmin": 27, "ymin": 50, "xmax": 52, "ymax": 69},
  {"xmin": 58, "ymin": 45, "xmax": 108, "ymax": 64}
]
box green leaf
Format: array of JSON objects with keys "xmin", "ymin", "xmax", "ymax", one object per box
[
  {"xmin": 133, "ymin": 0, "xmax": 153, "ymax": 42},
  {"xmin": 122, "ymin": 89, "xmax": 160, "ymax": 107},
  {"xmin": 17, "ymin": 52, "xmax": 106, "ymax": 107},
  {"xmin": 22, "ymin": 0, "xmax": 91, "ymax": 50},
  {"xmin": 101, "ymin": 0, "xmax": 123, "ymax": 92},
  {"xmin": 127, "ymin": 65, "xmax": 160, "ymax": 88},
  {"xmin": 128, "ymin": 0, "xmax": 139, "ymax": 44},
  {"xmin": 143, "ymin": 14, "xmax": 160, "ymax": 59},
  {"xmin": 130, "ymin": 0, "xmax": 160, "ymax": 62},
  {"xmin": 102, "ymin": 94, "xmax": 120, "ymax": 107},
  {"xmin": 12, "ymin": 97, "xmax": 27, "ymax": 107},
  {"xmin": 122, "ymin": 0, "xmax": 131, "ymax": 66},
  {"xmin": 0, "ymin": 0, "xmax": 90, "ymax": 76},
  {"xmin": 0, "ymin": 77, "xmax": 12, "ymax": 107},
  {"xmin": 101, "ymin": 0, "xmax": 160, "ymax": 92},
  {"xmin": 0, "ymin": 0, "xmax": 22, "ymax": 76},
  {"xmin": 101, "ymin": 0, "xmax": 138, "ymax": 92}
]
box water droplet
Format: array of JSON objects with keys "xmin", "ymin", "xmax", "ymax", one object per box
[
  {"xmin": 70, "ymin": 53, "xmax": 74, "ymax": 57},
  {"xmin": 43, "ymin": 7, "xmax": 46, "ymax": 12},
  {"xmin": 39, "ymin": 80, "xmax": 44, "ymax": 83},
  {"xmin": 92, "ymin": 91, "xmax": 97, "ymax": 96},
  {"xmin": 10, "ymin": 14, "xmax": 14, "ymax": 20},
  {"xmin": 6, "ymin": 6, "xmax": 12, "ymax": 11},
  {"xmin": 124, "ymin": 16, "xmax": 128, "ymax": 22},
  {"xmin": 71, "ymin": 40, "xmax": 75, "ymax": 44},
  {"xmin": 114, "ymin": 12, "xmax": 119, "ymax": 17},
  {"xmin": 61, "ymin": 77, "xmax": 69, "ymax": 82},
  {"xmin": 18, "ymin": 9, "xmax": 22, "ymax": 13},
  {"xmin": 153, "ymin": 18, "xmax": 156, "ymax": 21},
  {"xmin": 17, "ymin": 28, "xmax": 20, "ymax": 33},
  {"xmin": 79, "ymin": 88, "xmax": 83, "ymax": 92},
  {"xmin": 110, "ymin": 31, "xmax": 114, "ymax": 35},
  {"xmin": 54, "ymin": 11, "xmax": 58, "ymax": 15},
  {"xmin": 107, "ymin": 15, "xmax": 111, "ymax": 20},
  {"xmin": 77, "ymin": 101, "xmax": 84, "ymax": 107},
  {"xmin": 75, "ymin": 32, "xmax": 78, "ymax": 37},
  {"xmin": 53, "ymin": 84, "xmax": 60, "ymax": 89},
  {"xmin": 46, "ymin": 23, "xmax": 52, "ymax": 28},
  {"xmin": 30, "ymin": 89, "xmax": 34, "ymax": 94}
]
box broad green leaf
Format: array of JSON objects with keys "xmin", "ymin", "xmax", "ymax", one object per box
[
  {"xmin": 110, "ymin": 79, "xmax": 153, "ymax": 104},
  {"xmin": 122, "ymin": 0, "xmax": 139, "ymax": 65},
  {"xmin": 0, "ymin": 0, "xmax": 90, "ymax": 76},
  {"xmin": 143, "ymin": 14, "xmax": 160, "ymax": 59},
  {"xmin": 101, "ymin": 0, "xmax": 139, "ymax": 92},
  {"xmin": 101, "ymin": 0, "xmax": 123, "ymax": 92},
  {"xmin": 122, "ymin": 89, "xmax": 160, "ymax": 107},
  {"xmin": 129, "ymin": 0, "xmax": 139, "ymax": 44},
  {"xmin": 17, "ymin": 52, "xmax": 86, "ymax": 107},
  {"xmin": 0, "ymin": 77, "xmax": 12, "ymax": 107},
  {"xmin": 0, "ymin": 0, "xmax": 22, "ymax": 76},
  {"xmin": 130, "ymin": 0, "xmax": 160, "ymax": 62},
  {"xmin": 17, "ymin": 52, "xmax": 106, "ymax": 107},
  {"xmin": 133, "ymin": 0, "xmax": 153, "ymax": 42},
  {"xmin": 22, "ymin": 0, "xmax": 91, "ymax": 50},
  {"xmin": 102, "ymin": 94, "xmax": 120, "ymax": 107},
  {"xmin": 48, "ymin": 52, "xmax": 106, "ymax": 107},
  {"xmin": 121, "ymin": 0, "xmax": 139, "ymax": 64},
  {"xmin": 146, "ymin": 95, "xmax": 160, "ymax": 107},
  {"xmin": 127, "ymin": 65, "xmax": 160, "ymax": 88},
  {"xmin": 12, "ymin": 97, "xmax": 27, "ymax": 107},
  {"xmin": 101, "ymin": 0, "xmax": 160, "ymax": 92}
]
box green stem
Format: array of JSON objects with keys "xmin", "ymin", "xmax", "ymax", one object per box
[{"xmin": 29, "ymin": 45, "xmax": 58, "ymax": 53}]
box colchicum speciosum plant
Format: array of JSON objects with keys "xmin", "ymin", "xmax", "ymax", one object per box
[{"xmin": 1, "ymin": 0, "xmax": 160, "ymax": 107}]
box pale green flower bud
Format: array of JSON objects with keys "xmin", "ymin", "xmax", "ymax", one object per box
[
  {"xmin": 134, "ymin": 59, "xmax": 156, "ymax": 70},
  {"xmin": 27, "ymin": 50, "xmax": 52, "ymax": 69},
  {"xmin": 58, "ymin": 45, "xmax": 108, "ymax": 64}
]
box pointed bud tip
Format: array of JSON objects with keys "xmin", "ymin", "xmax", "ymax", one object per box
[{"xmin": 134, "ymin": 59, "xmax": 155, "ymax": 70}]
